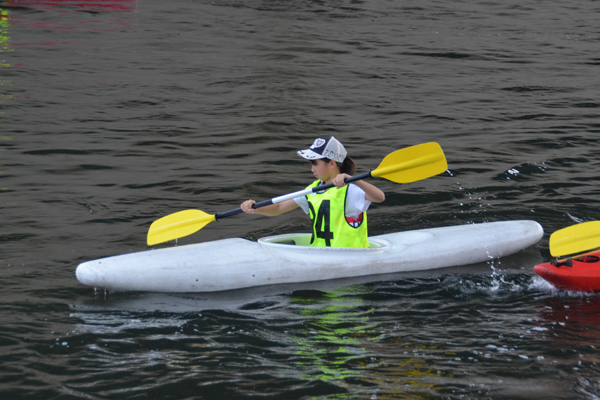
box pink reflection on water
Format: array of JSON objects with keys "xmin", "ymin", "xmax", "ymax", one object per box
[
  {"xmin": 6, "ymin": 0, "xmax": 137, "ymax": 12},
  {"xmin": 2, "ymin": 0, "xmax": 138, "ymax": 46}
]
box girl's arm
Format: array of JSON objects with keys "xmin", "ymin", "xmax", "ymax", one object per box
[
  {"xmin": 332, "ymin": 174, "xmax": 385, "ymax": 203},
  {"xmin": 240, "ymin": 198, "xmax": 300, "ymax": 216}
]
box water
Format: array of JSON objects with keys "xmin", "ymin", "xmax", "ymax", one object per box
[{"xmin": 1, "ymin": 0, "xmax": 600, "ymax": 398}]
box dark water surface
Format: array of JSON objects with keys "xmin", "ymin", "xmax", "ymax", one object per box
[{"xmin": 2, "ymin": 0, "xmax": 600, "ymax": 398}]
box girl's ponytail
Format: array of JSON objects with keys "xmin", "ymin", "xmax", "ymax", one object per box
[{"xmin": 339, "ymin": 157, "xmax": 356, "ymax": 176}]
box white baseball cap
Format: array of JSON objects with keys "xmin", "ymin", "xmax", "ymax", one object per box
[{"xmin": 297, "ymin": 136, "xmax": 347, "ymax": 163}]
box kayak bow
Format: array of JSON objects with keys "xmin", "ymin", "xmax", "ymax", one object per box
[{"xmin": 534, "ymin": 251, "xmax": 600, "ymax": 292}]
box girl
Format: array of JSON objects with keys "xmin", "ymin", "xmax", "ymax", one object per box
[{"xmin": 240, "ymin": 136, "xmax": 385, "ymax": 248}]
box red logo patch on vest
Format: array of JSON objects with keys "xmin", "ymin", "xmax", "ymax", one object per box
[{"xmin": 345, "ymin": 213, "xmax": 364, "ymax": 228}]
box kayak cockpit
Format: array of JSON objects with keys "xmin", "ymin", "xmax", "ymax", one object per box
[{"xmin": 257, "ymin": 233, "xmax": 390, "ymax": 250}]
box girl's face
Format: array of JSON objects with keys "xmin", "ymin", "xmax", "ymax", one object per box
[{"xmin": 310, "ymin": 159, "xmax": 337, "ymax": 182}]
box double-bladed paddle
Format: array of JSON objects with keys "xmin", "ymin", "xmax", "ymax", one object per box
[
  {"xmin": 549, "ymin": 221, "xmax": 600, "ymax": 257},
  {"xmin": 147, "ymin": 142, "xmax": 447, "ymax": 246}
]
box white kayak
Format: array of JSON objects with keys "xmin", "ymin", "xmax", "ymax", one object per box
[{"xmin": 75, "ymin": 220, "xmax": 543, "ymax": 293}]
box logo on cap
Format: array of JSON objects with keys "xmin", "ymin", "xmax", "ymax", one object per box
[
  {"xmin": 310, "ymin": 139, "xmax": 326, "ymax": 149},
  {"xmin": 297, "ymin": 136, "xmax": 347, "ymax": 163}
]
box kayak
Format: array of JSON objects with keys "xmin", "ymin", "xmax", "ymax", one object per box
[
  {"xmin": 534, "ymin": 250, "xmax": 600, "ymax": 292},
  {"xmin": 76, "ymin": 220, "xmax": 543, "ymax": 293}
]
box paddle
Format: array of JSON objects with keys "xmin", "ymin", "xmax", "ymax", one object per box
[
  {"xmin": 549, "ymin": 221, "xmax": 600, "ymax": 257},
  {"xmin": 147, "ymin": 142, "xmax": 447, "ymax": 246}
]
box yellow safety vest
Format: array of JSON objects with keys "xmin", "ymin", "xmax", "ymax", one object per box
[{"xmin": 305, "ymin": 180, "xmax": 369, "ymax": 248}]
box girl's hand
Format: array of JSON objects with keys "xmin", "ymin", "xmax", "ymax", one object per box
[
  {"xmin": 241, "ymin": 199, "xmax": 256, "ymax": 214},
  {"xmin": 332, "ymin": 173, "xmax": 351, "ymax": 188}
]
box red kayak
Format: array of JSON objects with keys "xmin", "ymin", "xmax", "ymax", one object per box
[{"xmin": 534, "ymin": 250, "xmax": 600, "ymax": 292}]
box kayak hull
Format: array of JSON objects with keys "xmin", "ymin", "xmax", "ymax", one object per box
[
  {"xmin": 76, "ymin": 220, "xmax": 543, "ymax": 293},
  {"xmin": 534, "ymin": 250, "xmax": 600, "ymax": 292}
]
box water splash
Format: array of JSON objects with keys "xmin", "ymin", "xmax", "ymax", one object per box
[{"xmin": 566, "ymin": 212, "xmax": 586, "ymax": 224}]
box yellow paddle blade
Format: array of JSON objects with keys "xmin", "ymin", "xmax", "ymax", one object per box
[
  {"xmin": 147, "ymin": 209, "xmax": 216, "ymax": 246},
  {"xmin": 371, "ymin": 142, "xmax": 447, "ymax": 183},
  {"xmin": 549, "ymin": 221, "xmax": 600, "ymax": 257}
]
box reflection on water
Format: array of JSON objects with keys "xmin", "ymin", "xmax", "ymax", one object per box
[
  {"xmin": 3, "ymin": 0, "xmax": 137, "ymax": 38},
  {"xmin": 4, "ymin": 0, "xmax": 137, "ymax": 11},
  {"xmin": 0, "ymin": 7, "xmax": 9, "ymax": 52},
  {"xmin": 534, "ymin": 295, "xmax": 600, "ymax": 399},
  {"xmin": 289, "ymin": 289, "xmax": 374, "ymax": 385},
  {"xmin": 537, "ymin": 295, "xmax": 600, "ymax": 348},
  {"xmin": 288, "ymin": 287, "xmax": 441, "ymax": 397},
  {"xmin": 59, "ymin": 270, "xmax": 600, "ymax": 398}
]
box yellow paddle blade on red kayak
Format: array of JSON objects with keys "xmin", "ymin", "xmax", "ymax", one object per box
[
  {"xmin": 371, "ymin": 142, "xmax": 447, "ymax": 183},
  {"xmin": 147, "ymin": 209, "xmax": 216, "ymax": 246},
  {"xmin": 549, "ymin": 221, "xmax": 600, "ymax": 257}
]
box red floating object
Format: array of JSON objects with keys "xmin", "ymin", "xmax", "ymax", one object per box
[{"xmin": 534, "ymin": 251, "xmax": 600, "ymax": 292}]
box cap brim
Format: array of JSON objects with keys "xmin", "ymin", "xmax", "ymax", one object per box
[{"xmin": 297, "ymin": 149, "xmax": 325, "ymax": 160}]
